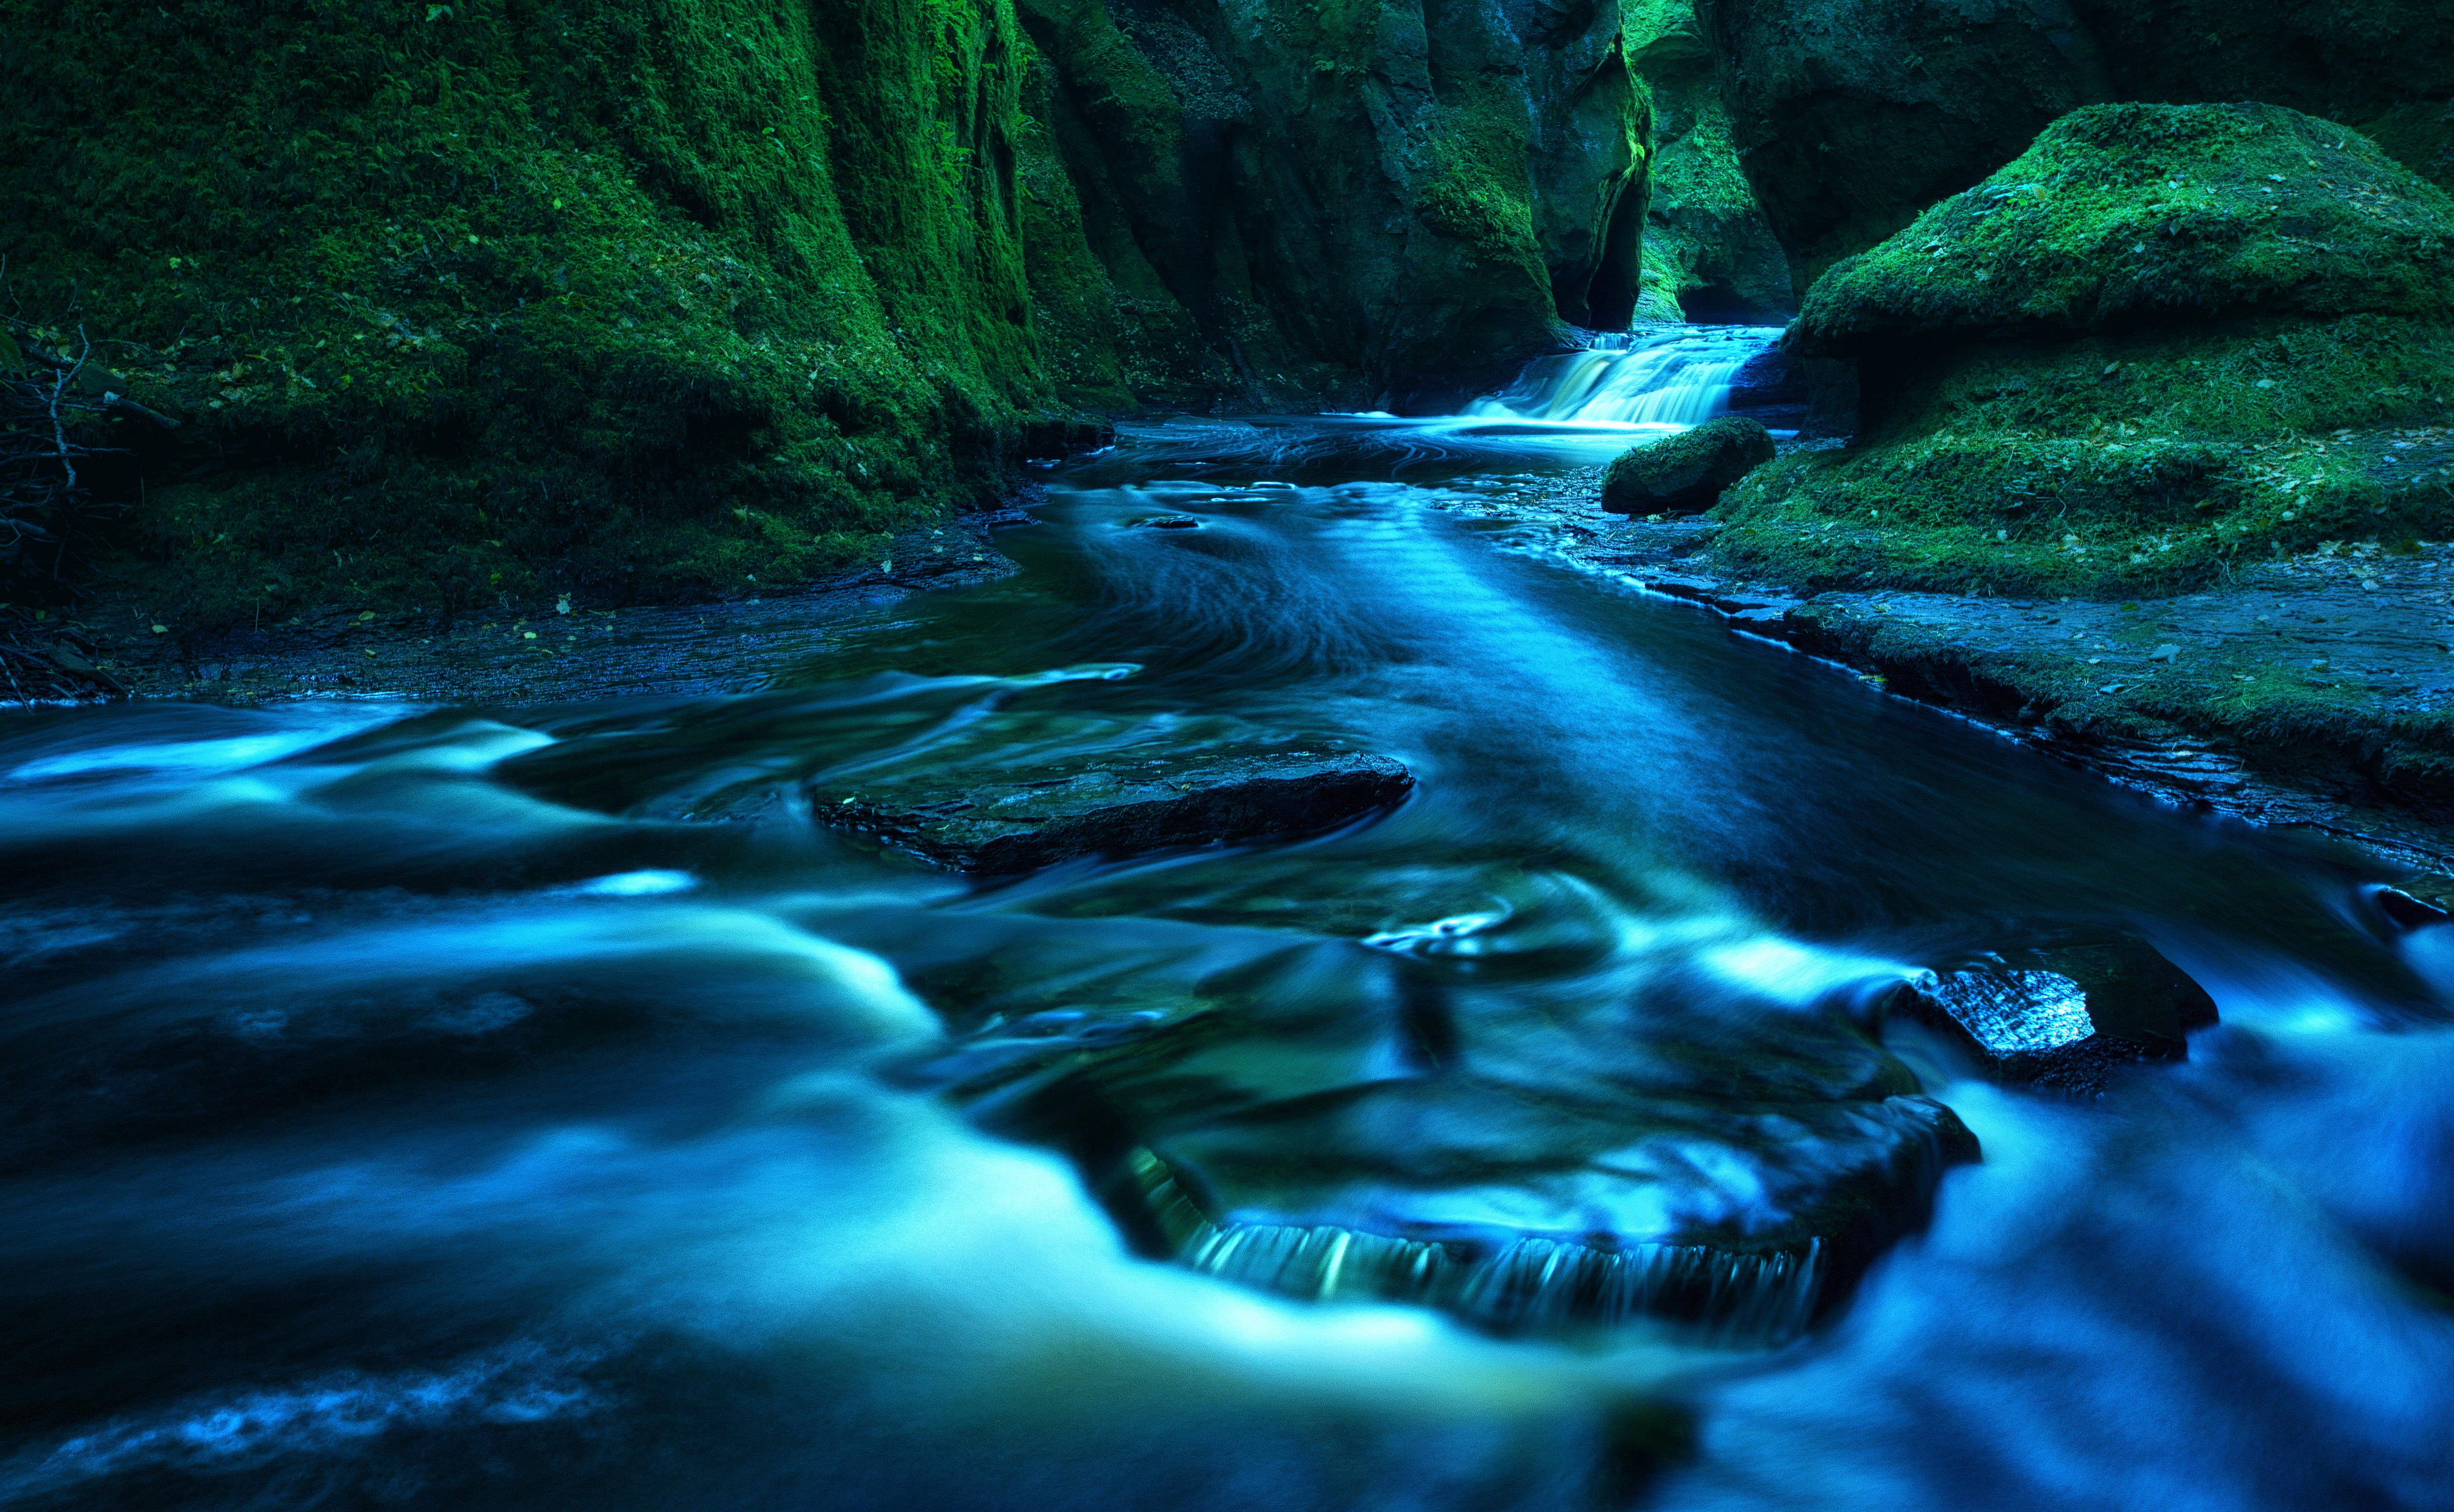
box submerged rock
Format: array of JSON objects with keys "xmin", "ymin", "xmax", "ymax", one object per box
[
  {"xmin": 1601, "ymin": 416, "xmax": 1776, "ymax": 514},
  {"xmin": 819, "ymin": 748, "xmax": 1414, "ymax": 873}
]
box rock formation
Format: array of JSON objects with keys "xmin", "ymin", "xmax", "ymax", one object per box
[
  {"xmin": 1601, "ymin": 414, "xmax": 1774, "ymax": 512},
  {"xmin": 1015, "ymin": 0, "xmax": 1657, "ymax": 414},
  {"xmin": 1698, "ymin": 0, "xmax": 2454, "ymax": 290},
  {"xmin": 1713, "ymin": 103, "xmax": 2454, "ymax": 601}
]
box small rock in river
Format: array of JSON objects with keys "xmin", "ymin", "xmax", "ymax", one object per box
[
  {"xmin": 2150, "ymin": 643, "xmax": 2179, "ymax": 661},
  {"xmin": 819, "ymin": 746, "xmax": 1414, "ymax": 872},
  {"xmin": 1130, "ymin": 515, "xmax": 1202, "ymax": 530},
  {"xmin": 1600, "ymin": 416, "xmax": 1776, "ymax": 514}
]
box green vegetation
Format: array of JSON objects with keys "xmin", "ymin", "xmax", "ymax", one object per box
[
  {"xmin": 1603, "ymin": 416, "xmax": 1775, "ymax": 513},
  {"xmin": 1714, "ymin": 105, "xmax": 2454, "ymax": 600},
  {"xmin": 1796, "ymin": 104, "xmax": 2454, "ymax": 350},
  {"xmin": 1624, "ymin": 0, "xmax": 1791, "ymax": 320},
  {"xmin": 1, "ymin": 0, "xmax": 1062, "ymax": 626}
]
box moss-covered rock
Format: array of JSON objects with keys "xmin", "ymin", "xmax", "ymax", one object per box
[
  {"xmin": 1014, "ymin": 0, "xmax": 1655, "ymax": 411},
  {"xmin": 0, "ymin": 0, "xmax": 1075, "ymax": 626},
  {"xmin": 1796, "ymin": 104, "xmax": 2454, "ymax": 352},
  {"xmin": 1713, "ymin": 105, "xmax": 2454, "ymax": 602},
  {"xmin": 1703, "ymin": 0, "xmax": 2454, "ymax": 287},
  {"xmin": 1624, "ymin": 0, "xmax": 1792, "ymax": 321},
  {"xmin": 1602, "ymin": 416, "xmax": 1774, "ymax": 513}
]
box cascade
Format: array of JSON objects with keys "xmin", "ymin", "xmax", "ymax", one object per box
[{"xmin": 1465, "ymin": 324, "xmax": 1783, "ymax": 429}]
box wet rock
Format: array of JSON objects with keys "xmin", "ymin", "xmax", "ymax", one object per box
[
  {"xmin": 2375, "ymin": 886, "xmax": 2453, "ymax": 931},
  {"xmin": 1600, "ymin": 416, "xmax": 1776, "ymax": 514},
  {"xmin": 1896, "ymin": 938, "xmax": 2217, "ymax": 1096},
  {"xmin": 1128, "ymin": 515, "xmax": 1202, "ymax": 530},
  {"xmin": 819, "ymin": 748, "xmax": 1414, "ymax": 873},
  {"xmin": 909, "ymin": 952, "xmax": 1982, "ymax": 1345}
]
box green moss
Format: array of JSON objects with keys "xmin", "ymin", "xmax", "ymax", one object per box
[
  {"xmin": 1721, "ymin": 103, "xmax": 2454, "ymax": 601},
  {"xmin": 1715, "ymin": 315, "xmax": 2454, "ymax": 596},
  {"xmin": 1795, "ymin": 103, "xmax": 2454, "ymax": 354},
  {"xmin": 1603, "ymin": 415, "xmax": 1774, "ymax": 512},
  {"xmin": 0, "ymin": 0, "xmax": 1061, "ymax": 625},
  {"xmin": 1626, "ymin": 0, "xmax": 1791, "ymax": 320},
  {"xmin": 2356, "ymin": 99, "xmax": 2454, "ymax": 195}
]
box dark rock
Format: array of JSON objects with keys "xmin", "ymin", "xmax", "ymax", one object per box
[
  {"xmin": 2374, "ymin": 885, "xmax": 2453, "ymax": 932},
  {"xmin": 1128, "ymin": 515, "xmax": 1202, "ymax": 530},
  {"xmin": 1896, "ymin": 939, "xmax": 2216, "ymax": 1096},
  {"xmin": 1012, "ymin": 0, "xmax": 1653, "ymax": 411},
  {"xmin": 911, "ymin": 976, "xmax": 1980, "ymax": 1344},
  {"xmin": 818, "ymin": 748, "xmax": 1414, "ymax": 872},
  {"xmin": 1600, "ymin": 416, "xmax": 1776, "ymax": 513}
]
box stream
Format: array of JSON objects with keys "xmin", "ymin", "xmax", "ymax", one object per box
[{"xmin": 6, "ymin": 327, "xmax": 2453, "ymax": 1510}]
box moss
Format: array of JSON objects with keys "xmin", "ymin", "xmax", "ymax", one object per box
[
  {"xmin": 1602, "ymin": 415, "xmax": 1774, "ymax": 512},
  {"xmin": 1795, "ymin": 104, "xmax": 2454, "ymax": 354},
  {"xmin": 1016, "ymin": 0, "xmax": 1649, "ymax": 407},
  {"xmin": 0, "ymin": 0, "xmax": 1061, "ymax": 626},
  {"xmin": 1626, "ymin": 0, "xmax": 1791, "ymax": 320},
  {"xmin": 1719, "ymin": 105, "xmax": 2454, "ymax": 601},
  {"xmin": 2356, "ymin": 99, "xmax": 2454, "ymax": 195},
  {"xmin": 1714, "ymin": 313, "xmax": 2454, "ymax": 597}
]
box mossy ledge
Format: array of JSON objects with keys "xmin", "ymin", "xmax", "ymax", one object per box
[
  {"xmin": 1, "ymin": 0, "xmax": 1076, "ymax": 628},
  {"xmin": 1714, "ymin": 104, "xmax": 2454, "ymax": 604}
]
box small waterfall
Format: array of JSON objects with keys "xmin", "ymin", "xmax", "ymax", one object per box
[
  {"xmin": 1179, "ymin": 1221, "xmax": 1826, "ymax": 1346},
  {"xmin": 1465, "ymin": 325, "xmax": 1782, "ymax": 429},
  {"xmin": 1127, "ymin": 1147, "xmax": 1825, "ymax": 1346}
]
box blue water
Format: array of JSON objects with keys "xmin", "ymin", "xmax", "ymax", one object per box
[{"xmin": 5, "ymin": 337, "xmax": 2452, "ymax": 1509}]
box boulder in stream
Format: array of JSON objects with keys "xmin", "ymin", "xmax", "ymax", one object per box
[
  {"xmin": 1895, "ymin": 938, "xmax": 2220, "ymax": 1096},
  {"xmin": 1600, "ymin": 416, "xmax": 1778, "ymax": 513},
  {"xmin": 818, "ymin": 747, "xmax": 1414, "ymax": 873}
]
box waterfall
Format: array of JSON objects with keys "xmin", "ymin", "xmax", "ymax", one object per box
[{"xmin": 1464, "ymin": 324, "xmax": 1783, "ymax": 429}]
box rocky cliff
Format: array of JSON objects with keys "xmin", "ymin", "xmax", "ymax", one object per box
[
  {"xmin": 1015, "ymin": 0, "xmax": 1657, "ymax": 413},
  {"xmin": 1700, "ymin": 0, "xmax": 2454, "ymax": 291},
  {"xmin": 1, "ymin": 0, "xmax": 1075, "ymax": 623},
  {"xmin": 1, "ymin": 0, "xmax": 1661, "ymax": 623}
]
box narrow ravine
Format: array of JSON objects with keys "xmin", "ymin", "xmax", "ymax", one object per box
[{"xmin": 4, "ymin": 333, "xmax": 2452, "ymax": 1511}]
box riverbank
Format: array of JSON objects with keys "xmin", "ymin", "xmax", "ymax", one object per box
[
  {"xmin": 5, "ymin": 508, "xmax": 1027, "ymax": 707},
  {"xmin": 1435, "ymin": 447, "xmax": 2454, "ymax": 882}
]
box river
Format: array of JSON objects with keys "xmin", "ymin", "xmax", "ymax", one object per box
[{"xmin": 5, "ymin": 328, "xmax": 2451, "ymax": 1510}]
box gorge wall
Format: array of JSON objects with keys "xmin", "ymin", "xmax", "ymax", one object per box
[
  {"xmin": 1014, "ymin": 0, "xmax": 1655, "ymax": 413},
  {"xmin": 0, "ymin": 0, "xmax": 1663, "ymax": 622}
]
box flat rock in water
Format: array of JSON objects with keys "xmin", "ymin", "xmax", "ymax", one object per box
[
  {"xmin": 906, "ymin": 948, "xmax": 1981, "ymax": 1345},
  {"xmin": 818, "ymin": 748, "xmax": 1414, "ymax": 872}
]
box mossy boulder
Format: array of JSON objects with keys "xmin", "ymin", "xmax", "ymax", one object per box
[
  {"xmin": 1794, "ymin": 103, "xmax": 2454, "ymax": 352},
  {"xmin": 1710, "ymin": 104, "xmax": 2454, "ymax": 603},
  {"xmin": 1703, "ymin": 0, "xmax": 2454, "ymax": 287},
  {"xmin": 1601, "ymin": 416, "xmax": 1775, "ymax": 513}
]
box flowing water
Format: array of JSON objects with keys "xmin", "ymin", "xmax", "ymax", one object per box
[{"xmin": 6, "ymin": 328, "xmax": 2453, "ymax": 1510}]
